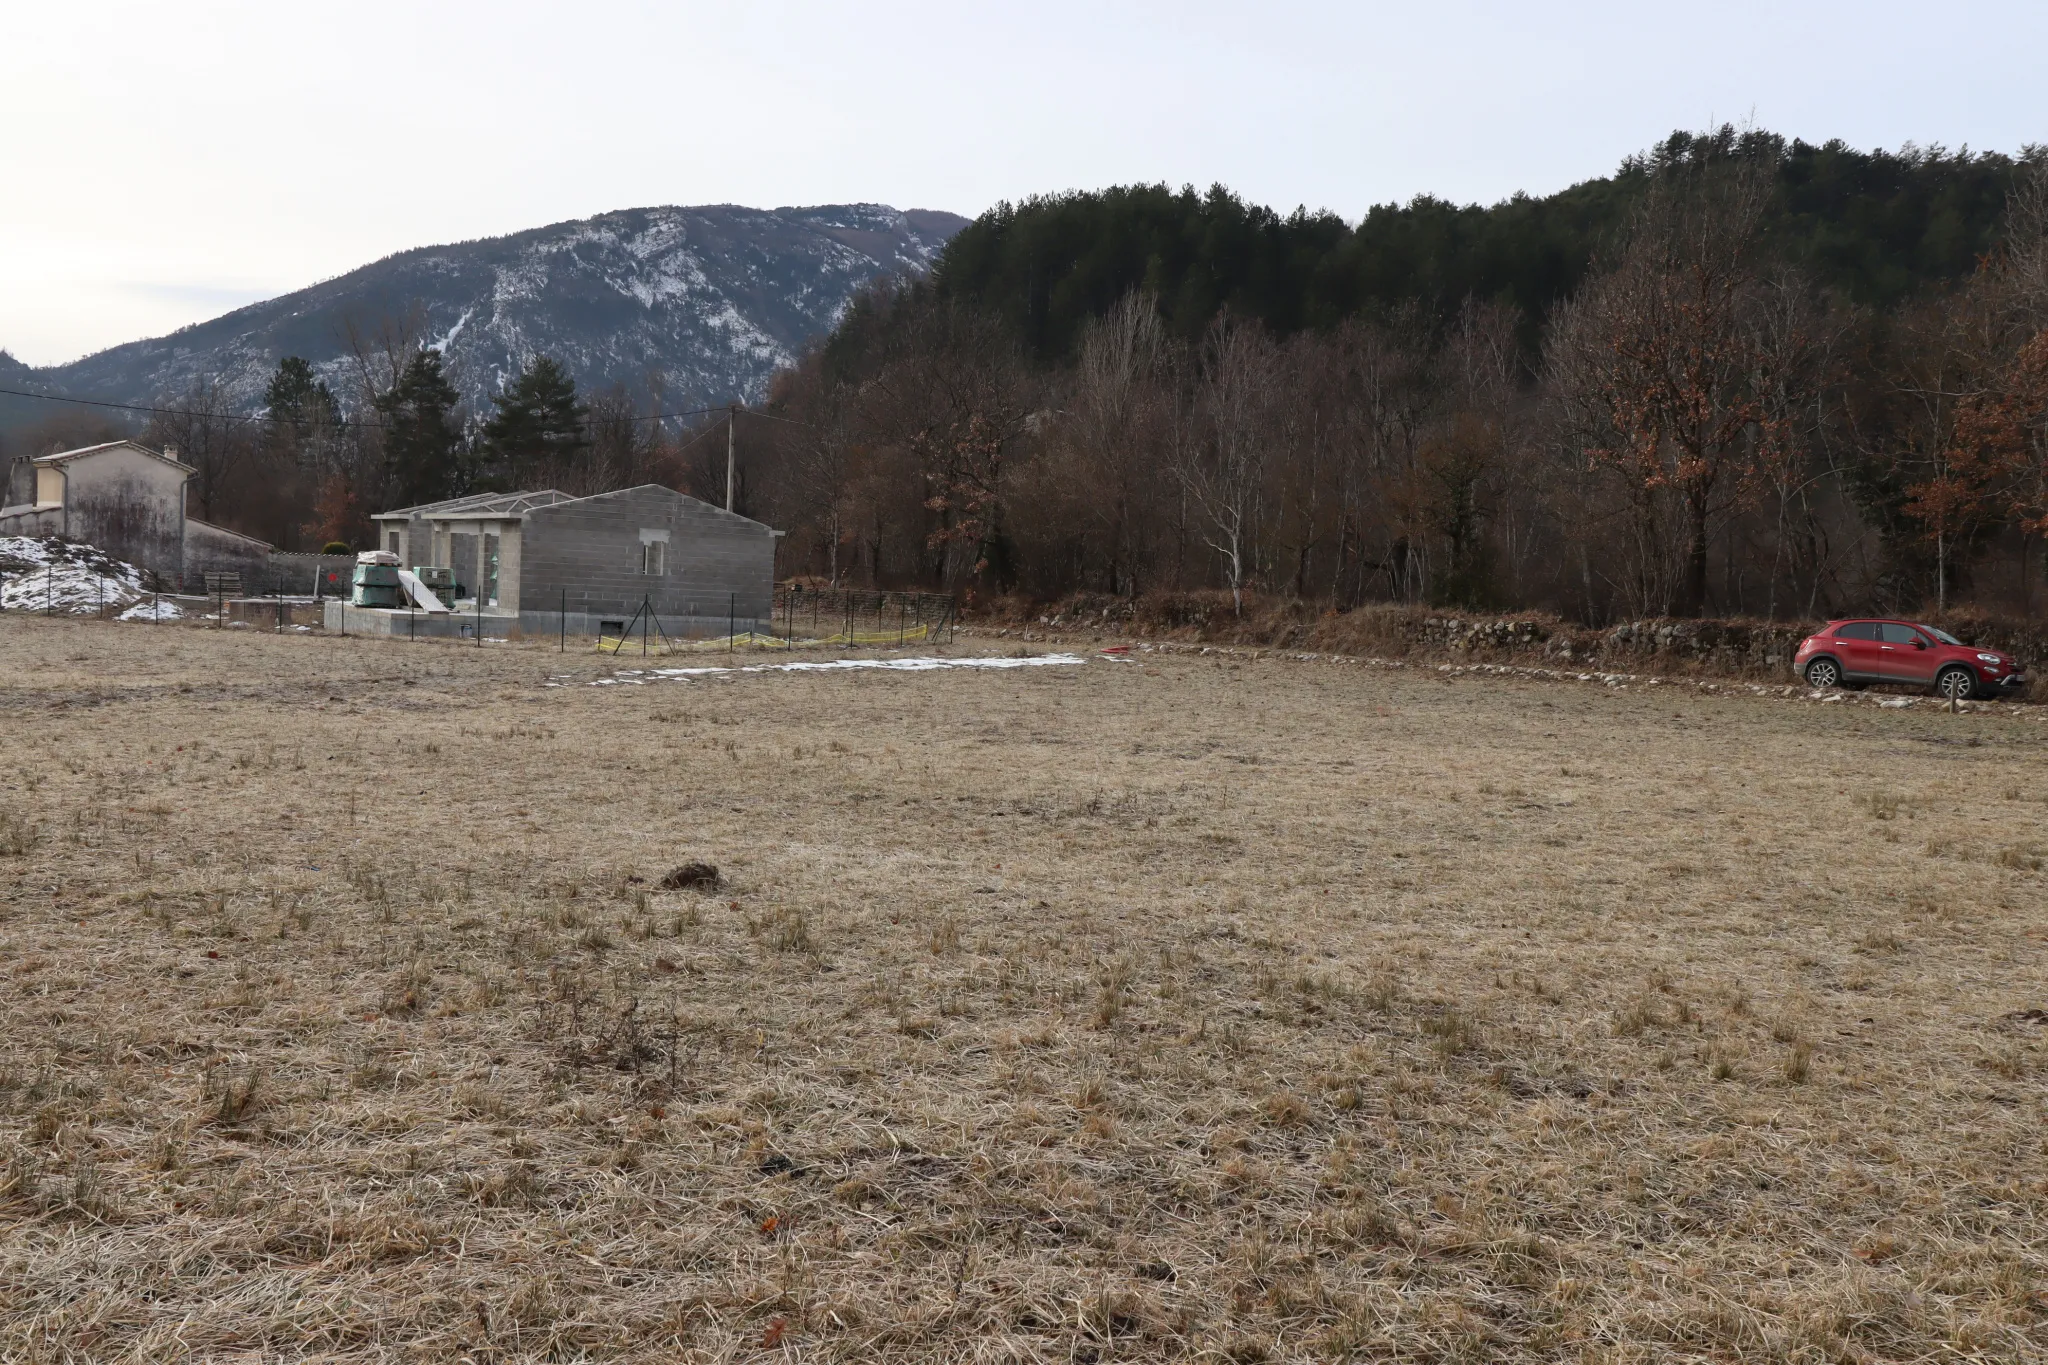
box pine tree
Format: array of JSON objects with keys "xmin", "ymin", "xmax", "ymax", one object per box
[
  {"xmin": 376, "ymin": 349, "xmax": 466, "ymax": 506},
  {"xmin": 483, "ymin": 355, "xmax": 588, "ymax": 485},
  {"xmin": 263, "ymin": 356, "xmax": 341, "ymax": 434}
]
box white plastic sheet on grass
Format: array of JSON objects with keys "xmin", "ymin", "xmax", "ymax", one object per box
[{"xmin": 553, "ymin": 652, "xmax": 1088, "ymax": 686}]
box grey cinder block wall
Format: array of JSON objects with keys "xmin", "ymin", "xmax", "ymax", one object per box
[
  {"xmin": 269, "ymin": 551, "xmax": 358, "ymax": 596},
  {"xmin": 517, "ymin": 485, "xmax": 775, "ymax": 635}
]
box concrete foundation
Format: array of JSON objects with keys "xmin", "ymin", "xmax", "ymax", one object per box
[
  {"xmin": 517, "ymin": 609, "xmax": 768, "ymax": 642},
  {"xmin": 323, "ymin": 601, "xmax": 504, "ymax": 640},
  {"xmin": 321, "ymin": 600, "xmax": 766, "ymax": 642}
]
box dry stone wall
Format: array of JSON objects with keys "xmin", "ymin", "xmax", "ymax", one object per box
[{"xmin": 989, "ymin": 592, "xmax": 2048, "ymax": 682}]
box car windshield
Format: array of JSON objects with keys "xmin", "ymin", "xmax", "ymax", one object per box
[{"xmin": 1923, "ymin": 626, "xmax": 1964, "ymax": 646}]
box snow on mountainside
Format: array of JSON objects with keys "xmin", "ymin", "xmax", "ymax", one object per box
[{"xmin": 25, "ymin": 204, "xmax": 968, "ymax": 419}]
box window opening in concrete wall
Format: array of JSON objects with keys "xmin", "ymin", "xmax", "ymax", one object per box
[
  {"xmin": 638, "ymin": 527, "xmax": 669, "ymax": 576},
  {"xmin": 484, "ymin": 534, "xmax": 500, "ymax": 606},
  {"xmin": 450, "ymin": 532, "xmax": 477, "ymax": 600},
  {"xmin": 385, "ymin": 530, "xmax": 400, "ymax": 555}
]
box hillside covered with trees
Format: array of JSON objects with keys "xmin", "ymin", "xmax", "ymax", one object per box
[
  {"xmin": 12, "ymin": 127, "xmax": 2046, "ymax": 621},
  {"xmin": 746, "ymin": 129, "xmax": 2048, "ymax": 622}
]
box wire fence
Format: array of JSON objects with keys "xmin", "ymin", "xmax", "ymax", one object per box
[
  {"xmin": 2, "ymin": 565, "xmax": 957, "ymax": 657},
  {"xmin": 773, "ymin": 585, "xmax": 957, "ymax": 648},
  {"xmin": 0, "ymin": 567, "xmax": 379, "ymax": 628},
  {"xmin": 596, "ymin": 585, "xmax": 956, "ymax": 655}
]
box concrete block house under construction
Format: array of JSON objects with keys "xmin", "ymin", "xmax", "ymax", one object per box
[{"xmin": 334, "ymin": 485, "xmax": 778, "ymax": 638}]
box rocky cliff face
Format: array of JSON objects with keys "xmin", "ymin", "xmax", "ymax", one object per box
[{"xmin": 21, "ymin": 203, "xmax": 968, "ymax": 420}]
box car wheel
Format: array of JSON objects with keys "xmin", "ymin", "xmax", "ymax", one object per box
[
  {"xmin": 1804, "ymin": 658, "xmax": 1841, "ymax": 689},
  {"xmin": 1936, "ymin": 666, "xmax": 1976, "ymax": 702}
]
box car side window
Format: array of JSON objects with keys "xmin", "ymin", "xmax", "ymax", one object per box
[
  {"xmin": 1878, "ymin": 623, "xmax": 1921, "ymax": 644},
  {"xmin": 1836, "ymin": 622, "xmax": 1878, "ymax": 640}
]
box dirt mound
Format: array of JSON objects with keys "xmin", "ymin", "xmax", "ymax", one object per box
[
  {"xmin": 0, "ymin": 536, "xmax": 146, "ymax": 615},
  {"xmin": 659, "ymin": 861, "xmax": 721, "ymax": 890}
]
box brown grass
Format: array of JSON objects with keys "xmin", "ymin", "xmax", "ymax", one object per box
[{"xmin": 2, "ymin": 617, "xmax": 2045, "ymax": 1361}]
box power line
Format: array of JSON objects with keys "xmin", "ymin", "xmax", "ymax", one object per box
[
  {"xmin": 672, "ymin": 417, "xmax": 731, "ymax": 458},
  {"xmin": 0, "ymin": 384, "xmax": 809, "ymax": 432},
  {"xmin": 0, "ymin": 385, "xmax": 347, "ymax": 427},
  {"xmin": 733, "ymin": 406, "xmax": 809, "ymax": 426}
]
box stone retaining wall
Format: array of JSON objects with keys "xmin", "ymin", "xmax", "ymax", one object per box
[{"xmin": 987, "ymin": 592, "xmax": 2048, "ymax": 681}]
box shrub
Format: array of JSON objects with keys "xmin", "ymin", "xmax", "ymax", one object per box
[{"xmin": 322, "ymin": 541, "xmax": 351, "ymax": 555}]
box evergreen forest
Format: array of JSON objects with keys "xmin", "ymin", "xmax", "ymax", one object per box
[{"xmin": 748, "ymin": 128, "xmax": 2048, "ymax": 622}]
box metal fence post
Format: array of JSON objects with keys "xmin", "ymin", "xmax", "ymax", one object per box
[
  {"xmin": 729, "ymin": 593, "xmax": 735, "ymax": 654},
  {"xmin": 560, "ymin": 587, "xmax": 566, "ymax": 652}
]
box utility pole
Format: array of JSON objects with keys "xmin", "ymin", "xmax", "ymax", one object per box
[{"xmin": 725, "ymin": 404, "xmax": 737, "ymax": 512}]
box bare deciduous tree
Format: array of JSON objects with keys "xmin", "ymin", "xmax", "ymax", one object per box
[{"xmin": 1177, "ymin": 316, "xmax": 1276, "ymax": 614}]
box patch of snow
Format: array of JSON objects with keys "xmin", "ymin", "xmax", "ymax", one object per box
[
  {"xmin": 117, "ymin": 597, "xmax": 184, "ymax": 622},
  {"xmin": 571, "ymin": 652, "xmax": 1088, "ymax": 687},
  {"xmin": 753, "ymin": 652, "xmax": 1085, "ymax": 675},
  {"xmin": 428, "ymin": 306, "xmax": 476, "ymax": 355},
  {"xmin": 0, "ymin": 536, "xmax": 145, "ymax": 614}
]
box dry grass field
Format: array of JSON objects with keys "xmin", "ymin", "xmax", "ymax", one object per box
[{"xmin": 2, "ymin": 617, "xmax": 2044, "ymax": 1363}]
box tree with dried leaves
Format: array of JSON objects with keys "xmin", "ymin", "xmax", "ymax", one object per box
[{"xmin": 1548, "ymin": 161, "xmax": 1782, "ymax": 616}]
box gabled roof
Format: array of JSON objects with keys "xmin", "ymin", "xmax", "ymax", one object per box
[
  {"xmin": 541, "ymin": 483, "xmax": 773, "ymax": 531},
  {"xmin": 371, "ymin": 484, "xmax": 778, "ymax": 533},
  {"xmin": 372, "ymin": 490, "xmax": 575, "ymax": 521},
  {"xmin": 32, "ymin": 440, "xmax": 196, "ymax": 476}
]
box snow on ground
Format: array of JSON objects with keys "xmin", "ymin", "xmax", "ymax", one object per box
[
  {"xmin": 0, "ymin": 536, "xmax": 145, "ymax": 615},
  {"xmin": 116, "ymin": 597, "xmax": 185, "ymax": 622},
  {"xmin": 549, "ymin": 652, "xmax": 1089, "ymax": 686}
]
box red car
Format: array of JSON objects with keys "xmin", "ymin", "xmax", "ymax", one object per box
[{"xmin": 1794, "ymin": 619, "xmax": 2027, "ymax": 700}]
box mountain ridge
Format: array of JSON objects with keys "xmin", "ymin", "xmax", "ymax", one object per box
[{"xmin": 12, "ymin": 202, "xmax": 968, "ymax": 426}]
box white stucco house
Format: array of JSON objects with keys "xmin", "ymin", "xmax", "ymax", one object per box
[{"xmin": 0, "ymin": 440, "xmax": 272, "ymax": 587}]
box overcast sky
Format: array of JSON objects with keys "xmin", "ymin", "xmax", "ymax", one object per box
[{"xmin": 5, "ymin": 1, "xmax": 2044, "ymax": 367}]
